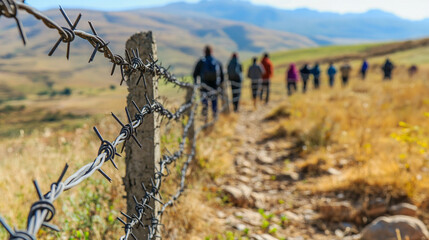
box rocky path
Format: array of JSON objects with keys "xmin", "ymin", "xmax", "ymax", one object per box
[{"xmin": 213, "ymin": 101, "xmax": 343, "ymax": 240}]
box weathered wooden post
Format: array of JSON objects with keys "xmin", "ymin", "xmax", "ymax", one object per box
[
  {"xmin": 185, "ymin": 87, "xmax": 195, "ymax": 149},
  {"xmin": 221, "ymin": 80, "xmax": 230, "ymax": 113},
  {"xmin": 124, "ymin": 31, "xmax": 161, "ymax": 239}
]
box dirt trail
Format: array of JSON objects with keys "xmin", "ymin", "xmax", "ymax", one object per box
[{"xmin": 214, "ymin": 100, "xmax": 355, "ymax": 240}]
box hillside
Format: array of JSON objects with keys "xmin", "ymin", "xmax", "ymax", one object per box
[
  {"xmin": 152, "ymin": 0, "xmax": 429, "ymax": 44},
  {"xmin": 0, "ymin": 8, "xmax": 315, "ymax": 75}
]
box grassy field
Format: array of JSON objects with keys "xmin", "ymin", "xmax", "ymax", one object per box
[{"xmin": 2, "ymin": 39, "xmax": 429, "ymax": 239}]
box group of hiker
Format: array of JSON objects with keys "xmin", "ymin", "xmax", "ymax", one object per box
[
  {"xmin": 193, "ymin": 46, "xmax": 273, "ymax": 115},
  {"xmin": 286, "ymin": 61, "xmax": 353, "ymax": 95},
  {"xmin": 193, "ymin": 45, "xmax": 397, "ymax": 118},
  {"xmin": 284, "ymin": 58, "xmax": 396, "ymax": 95}
]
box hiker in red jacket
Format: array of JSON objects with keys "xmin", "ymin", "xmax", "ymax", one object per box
[
  {"xmin": 260, "ymin": 53, "xmax": 273, "ymax": 104},
  {"xmin": 286, "ymin": 63, "xmax": 299, "ymax": 96}
]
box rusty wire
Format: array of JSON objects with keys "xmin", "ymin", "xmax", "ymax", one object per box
[{"xmin": 0, "ymin": 1, "xmax": 230, "ymax": 240}]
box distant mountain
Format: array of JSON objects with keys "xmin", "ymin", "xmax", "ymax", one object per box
[
  {"xmin": 0, "ymin": 8, "xmax": 315, "ymax": 75},
  {"xmin": 150, "ymin": 0, "xmax": 429, "ymax": 44}
]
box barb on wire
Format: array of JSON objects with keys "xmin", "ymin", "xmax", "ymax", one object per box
[
  {"xmin": 0, "ymin": 0, "xmax": 27, "ymax": 44},
  {"xmin": 48, "ymin": 6, "xmax": 81, "ymax": 59}
]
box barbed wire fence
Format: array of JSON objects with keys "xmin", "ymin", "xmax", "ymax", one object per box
[{"xmin": 0, "ymin": 1, "xmax": 229, "ymax": 239}]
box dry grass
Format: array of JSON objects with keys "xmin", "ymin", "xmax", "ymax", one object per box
[
  {"xmin": 266, "ymin": 64, "xmax": 429, "ymax": 207},
  {"xmin": 161, "ymin": 114, "xmax": 238, "ymax": 239},
  {"xmin": 0, "ymin": 100, "xmax": 238, "ymax": 239},
  {"xmin": 264, "ymin": 103, "xmax": 291, "ymax": 121}
]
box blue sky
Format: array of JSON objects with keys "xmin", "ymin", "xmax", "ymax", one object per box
[{"xmin": 27, "ymin": 0, "xmax": 429, "ymax": 20}]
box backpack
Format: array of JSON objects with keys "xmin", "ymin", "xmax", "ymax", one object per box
[
  {"xmin": 248, "ymin": 64, "xmax": 262, "ymax": 79},
  {"xmin": 228, "ymin": 60, "xmax": 241, "ymax": 81},
  {"xmin": 201, "ymin": 57, "xmax": 219, "ymax": 84}
]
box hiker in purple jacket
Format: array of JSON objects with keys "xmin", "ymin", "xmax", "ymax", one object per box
[{"xmin": 286, "ymin": 63, "xmax": 299, "ymax": 96}]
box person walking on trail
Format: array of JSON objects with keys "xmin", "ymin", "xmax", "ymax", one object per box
[
  {"xmin": 193, "ymin": 45, "xmax": 224, "ymax": 121},
  {"xmin": 311, "ymin": 63, "xmax": 321, "ymax": 89},
  {"xmin": 260, "ymin": 53, "xmax": 273, "ymax": 104},
  {"xmin": 300, "ymin": 63, "xmax": 311, "ymax": 93},
  {"xmin": 286, "ymin": 63, "xmax": 299, "ymax": 96},
  {"xmin": 227, "ymin": 52, "xmax": 243, "ymax": 112},
  {"xmin": 247, "ymin": 57, "xmax": 264, "ymax": 108},
  {"xmin": 408, "ymin": 65, "xmax": 418, "ymax": 78},
  {"xmin": 382, "ymin": 58, "xmax": 394, "ymax": 80},
  {"xmin": 327, "ymin": 62, "xmax": 337, "ymax": 88},
  {"xmin": 361, "ymin": 59, "xmax": 369, "ymax": 80},
  {"xmin": 340, "ymin": 62, "xmax": 352, "ymax": 86}
]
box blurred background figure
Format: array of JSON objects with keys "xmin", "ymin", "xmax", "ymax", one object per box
[
  {"xmin": 247, "ymin": 57, "xmax": 264, "ymax": 108},
  {"xmin": 382, "ymin": 58, "xmax": 395, "ymax": 80},
  {"xmin": 340, "ymin": 61, "xmax": 352, "ymax": 86},
  {"xmin": 300, "ymin": 63, "xmax": 311, "ymax": 93},
  {"xmin": 361, "ymin": 59, "xmax": 369, "ymax": 80},
  {"xmin": 260, "ymin": 53, "xmax": 273, "ymax": 104},
  {"xmin": 408, "ymin": 64, "xmax": 418, "ymax": 78},
  {"xmin": 193, "ymin": 45, "xmax": 224, "ymax": 121},
  {"xmin": 227, "ymin": 52, "xmax": 243, "ymax": 112},
  {"xmin": 327, "ymin": 62, "xmax": 337, "ymax": 88},
  {"xmin": 286, "ymin": 63, "xmax": 299, "ymax": 96},
  {"xmin": 311, "ymin": 63, "xmax": 321, "ymax": 89}
]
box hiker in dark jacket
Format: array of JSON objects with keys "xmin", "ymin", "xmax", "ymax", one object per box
[
  {"xmin": 408, "ymin": 65, "xmax": 418, "ymax": 78},
  {"xmin": 193, "ymin": 45, "xmax": 224, "ymax": 120},
  {"xmin": 327, "ymin": 62, "xmax": 337, "ymax": 88},
  {"xmin": 300, "ymin": 64, "xmax": 311, "ymax": 93},
  {"xmin": 311, "ymin": 63, "xmax": 321, "ymax": 89},
  {"xmin": 227, "ymin": 52, "xmax": 243, "ymax": 112},
  {"xmin": 247, "ymin": 57, "xmax": 264, "ymax": 108},
  {"xmin": 382, "ymin": 58, "xmax": 394, "ymax": 80},
  {"xmin": 340, "ymin": 61, "xmax": 352, "ymax": 86}
]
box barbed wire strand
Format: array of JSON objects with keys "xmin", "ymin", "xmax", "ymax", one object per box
[{"xmin": 118, "ymin": 89, "xmax": 229, "ymax": 240}]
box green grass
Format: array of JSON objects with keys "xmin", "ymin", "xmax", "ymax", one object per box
[{"xmin": 270, "ymin": 43, "xmax": 381, "ymax": 65}]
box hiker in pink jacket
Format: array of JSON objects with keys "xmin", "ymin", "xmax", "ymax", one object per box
[{"xmin": 286, "ymin": 63, "xmax": 299, "ymax": 96}]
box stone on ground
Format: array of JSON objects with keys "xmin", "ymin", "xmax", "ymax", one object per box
[{"xmin": 361, "ymin": 215, "xmax": 429, "ymax": 240}]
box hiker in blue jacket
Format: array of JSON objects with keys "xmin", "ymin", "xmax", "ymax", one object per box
[
  {"xmin": 193, "ymin": 45, "xmax": 224, "ymax": 119},
  {"xmin": 311, "ymin": 63, "xmax": 321, "ymax": 89},
  {"xmin": 227, "ymin": 52, "xmax": 243, "ymax": 112},
  {"xmin": 327, "ymin": 62, "xmax": 337, "ymax": 88},
  {"xmin": 361, "ymin": 59, "xmax": 369, "ymax": 80}
]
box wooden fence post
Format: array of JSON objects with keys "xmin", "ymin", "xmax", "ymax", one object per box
[
  {"xmin": 221, "ymin": 80, "xmax": 230, "ymax": 113},
  {"xmin": 185, "ymin": 87, "xmax": 195, "ymax": 149},
  {"xmin": 124, "ymin": 31, "xmax": 161, "ymax": 239}
]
